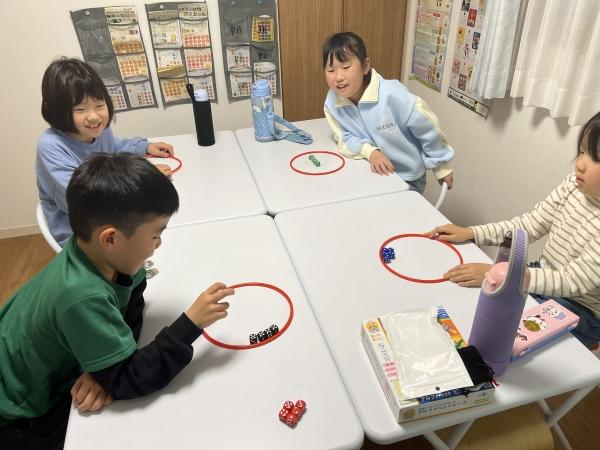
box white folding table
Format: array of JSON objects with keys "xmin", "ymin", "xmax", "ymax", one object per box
[
  {"xmin": 64, "ymin": 215, "xmax": 363, "ymax": 450},
  {"xmin": 235, "ymin": 118, "xmax": 408, "ymax": 215},
  {"xmin": 275, "ymin": 191, "xmax": 600, "ymax": 449}
]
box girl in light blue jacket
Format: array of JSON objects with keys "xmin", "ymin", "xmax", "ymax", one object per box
[{"xmin": 323, "ymin": 32, "xmax": 455, "ymax": 194}]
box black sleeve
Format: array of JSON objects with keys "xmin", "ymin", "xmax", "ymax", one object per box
[
  {"xmin": 89, "ymin": 313, "xmax": 202, "ymax": 399},
  {"xmin": 123, "ymin": 279, "xmax": 147, "ymax": 342}
]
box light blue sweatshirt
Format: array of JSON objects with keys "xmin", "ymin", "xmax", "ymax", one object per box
[
  {"xmin": 35, "ymin": 127, "xmax": 148, "ymax": 246},
  {"xmin": 324, "ymin": 69, "xmax": 454, "ymax": 181}
]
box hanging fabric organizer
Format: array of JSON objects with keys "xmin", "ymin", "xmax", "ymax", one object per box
[
  {"xmin": 218, "ymin": 0, "xmax": 280, "ymax": 101},
  {"xmin": 146, "ymin": 1, "xmax": 218, "ymax": 106},
  {"xmin": 71, "ymin": 6, "xmax": 157, "ymax": 112}
]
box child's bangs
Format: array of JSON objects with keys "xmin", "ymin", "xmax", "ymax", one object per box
[
  {"xmin": 68, "ymin": 77, "xmax": 108, "ymax": 107},
  {"xmin": 327, "ymin": 47, "xmax": 353, "ymax": 67}
]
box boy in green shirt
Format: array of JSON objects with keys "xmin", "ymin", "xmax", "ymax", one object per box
[{"xmin": 0, "ymin": 153, "xmax": 233, "ymax": 449}]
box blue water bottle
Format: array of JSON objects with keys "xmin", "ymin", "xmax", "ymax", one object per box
[{"xmin": 251, "ymin": 79, "xmax": 273, "ymax": 142}]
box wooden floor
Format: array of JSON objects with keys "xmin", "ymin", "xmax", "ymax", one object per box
[{"xmin": 2, "ymin": 234, "xmax": 600, "ymax": 449}]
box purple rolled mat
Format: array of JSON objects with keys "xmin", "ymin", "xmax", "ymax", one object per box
[{"xmin": 469, "ymin": 228, "xmax": 528, "ymax": 377}]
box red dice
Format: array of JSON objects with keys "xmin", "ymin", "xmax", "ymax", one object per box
[
  {"xmin": 283, "ymin": 400, "xmax": 294, "ymax": 410},
  {"xmin": 295, "ymin": 400, "xmax": 306, "ymax": 415},
  {"xmin": 284, "ymin": 412, "xmax": 298, "ymax": 427},
  {"xmin": 279, "ymin": 399, "xmax": 307, "ymax": 428},
  {"xmin": 279, "ymin": 408, "xmax": 289, "ymax": 421}
]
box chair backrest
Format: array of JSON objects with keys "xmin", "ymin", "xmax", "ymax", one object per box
[{"xmin": 36, "ymin": 202, "xmax": 62, "ymax": 253}]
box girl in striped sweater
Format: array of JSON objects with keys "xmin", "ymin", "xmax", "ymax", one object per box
[{"xmin": 427, "ymin": 112, "xmax": 600, "ymax": 348}]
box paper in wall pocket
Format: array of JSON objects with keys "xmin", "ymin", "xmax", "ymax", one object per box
[
  {"xmin": 116, "ymin": 54, "xmax": 149, "ymax": 82},
  {"xmin": 108, "ymin": 24, "xmax": 144, "ymax": 54},
  {"xmin": 229, "ymin": 72, "xmax": 252, "ymax": 98},
  {"xmin": 178, "ymin": 2, "xmax": 208, "ymax": 20},
  {"xmin": 126, "ymin": 81, "xmax": 155, "ymax": 108},
  {"xmin": 251, "ymin": 15, "xmax": 275, "ymax": 42},
  {"xmin": 180, "ymin": 19, "xmax": 211, "ymax": 47},
  {"xmin": 150, "ymin": 19, "xmax": 182, "ymax": 48},
  {"xmin": 253, "ymin": 62, "xmax": 277, "ymax": 96},
  {"xmin": 226, "ymin": 44, "xmax": 251, "ymax": 72},
  {"xmin": 185, "ymin": 48, "xmax": 213, "ymax": 76},
  {"xmin": 189, "ymin": 76, "xmax": 215, "ymax": 101},
  {"xmin": 160, "ymin": 77, "xmax": 189, "ymax": 102},
  {"xmin": 106, "ymin": 84, "xmax": 128, "ymax": 111}
]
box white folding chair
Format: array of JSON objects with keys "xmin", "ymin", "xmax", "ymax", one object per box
[
  {"xmin": 434, "ymin": 181, "xmax": 448, "ymax": 210},
  {"xmin": 36, "ymin": 202, "xmax": 62, "ymax": 253}
]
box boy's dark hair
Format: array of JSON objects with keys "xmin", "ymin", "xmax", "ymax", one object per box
[
  {"xmin": 67, "ymin": 153, "xmax": 179, "ymax": 241},
  {"xmin": 578, "ymin": 112, "xmax": 600, "ymax": 162},
  {"xmin": 322, "ymin": 32, "xmax": 368, "ymax": 68},
  {"xmin": 41, "ymin": 57, "xmax": 115, "ymax": 133}
]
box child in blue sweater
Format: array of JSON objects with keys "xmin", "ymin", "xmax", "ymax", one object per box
[
  {"xmin": 36, "ymin": 57, "xmax": 175, "ymax": 247},
  {"xmin": 323, "ymin": 32, "xmax": 455, "ymax": 193}
]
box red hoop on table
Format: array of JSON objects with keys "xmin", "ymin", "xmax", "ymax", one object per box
[
  {"xmin": 202, "ymin": 282, "xmax": 294, "ymax": 350},
  {"xmin": 289, "ymin": 150, "xmax": 345, "ymax": 176},
  {"xmin": 379, "ymin": 234, "xmax": 464, "ymax": 283}
]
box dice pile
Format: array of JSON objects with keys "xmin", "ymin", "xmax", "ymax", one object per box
[
  {"xmin": 381, "ymin": 247, "xmax": 395, "ymax": 263},
  {"xmin": 308, "ymin": 154, "xmax": 321, "ymax": 167},
  {"xmin": 249, "ymin": 324, "xmax": 279, "ymax": 344},
  {"xmin": 279, "ymin": 399, "xmax": 306, "ymax": 428}
]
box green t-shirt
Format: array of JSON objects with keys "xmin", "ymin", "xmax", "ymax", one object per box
[{"xmin": 0, "ymin": 238, "xmax": 146, "ymax": 425}]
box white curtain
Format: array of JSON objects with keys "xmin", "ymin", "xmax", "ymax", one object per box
[
  {"xmin": 469, "ymin": 0, "xmax": 521, "ymax": 99},
  {"xmin": 510, "ymin": 0, "xmax": 600, "ymax": 125}
]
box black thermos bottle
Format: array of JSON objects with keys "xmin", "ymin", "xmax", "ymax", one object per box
[{"xmin": 186, "ymin": 84, "xmax": 215, "ymax": 146}]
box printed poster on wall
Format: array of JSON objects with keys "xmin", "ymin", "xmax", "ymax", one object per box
[
  {"xmin": 410, "ymin": 0, "xmax": 454, "ymax": 92},
  {"xmin": 71, "ymin": 6, "xmax": 157, "ymax": 112},
  {"xmin": 447, "ymin": 0, "xmax": 490, "ymax": 117},
  {"xmin": 146, "ymin": 1, "xmax": 218, "ymax": 106}
]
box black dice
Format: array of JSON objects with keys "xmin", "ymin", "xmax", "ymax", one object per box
[
  {"xmin": 249, "ymin": 333, "xmax": 258, "ymax": 344},
  {"xmin": 269, "ymin": 324, "xmax": 279, "ymax": 336},
  {"xmin": 258, "ymin": 330, "xmax": 269, "ymax": 342}
]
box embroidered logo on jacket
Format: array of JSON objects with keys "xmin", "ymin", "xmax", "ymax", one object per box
[{"xmin": 377, "ymin": 114, "xmax": 399, "ymax": 134}]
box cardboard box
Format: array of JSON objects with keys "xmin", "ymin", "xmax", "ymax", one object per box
[{"xmin": 361, "ymin": 306, "xmax": 495, "ymax": 423}]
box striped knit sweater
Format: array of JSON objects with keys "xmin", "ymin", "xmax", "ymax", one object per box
[{"xmin": 471, "ymin": 173, "xmax": 600, "ymax": 318}]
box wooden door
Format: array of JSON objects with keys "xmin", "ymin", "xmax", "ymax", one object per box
[
  {"xmin": 343, "ymin": 0, "xmax": 407, "ymax": 80},
  {"xmin": 278, "ymin": 0, "xmax": 343, "ymax": 121}
]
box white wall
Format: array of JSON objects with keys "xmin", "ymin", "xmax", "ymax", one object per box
[
  {"xmin": 403, "ymin": 0, "xmax": 579, "ymax": 259},
  {"xmin": 0, "ymin": 0, "xmax": 281, "ymax": 237}
]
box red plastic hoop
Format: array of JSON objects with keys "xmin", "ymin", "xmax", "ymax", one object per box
[
  {"xmin": 202, "ymin": 282, "xmax": 294, "ymax": 350},
  {"xmin": 379, "ymin": 234, "xmax": 464, "ymax": 283},
  {"xmin": 146, "ymin": 155, "xmax": 183, "ymax": 173},
  {"xmin": 289, "ymin": 151, "xmax": 345, "ymax": 176}
]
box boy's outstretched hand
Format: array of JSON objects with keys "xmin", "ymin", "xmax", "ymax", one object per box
[
  {"xmin": 444, "ymin": 263, "xmax": 492, "ymax": 287},
  {"xmin": 71, "ymin": 372, "xmax": 113, "ymax": 413},
  {"xmin": 147, "ymin": 141, "xmax": 174, "ymax": 157},
  {"xmin": 369, "ymin": 150, "xmax": 394, "ymax": 175},
  {"xmin": 425, "ymin": 223, "xmax": 474, "ymax": 242},
  {"xmin": 154, "ymin": 163, "xmax": 173, "ymax": 178},
  {"xmin": 186, "ymin": 282, "xmax": 234, "ymax": 329}
]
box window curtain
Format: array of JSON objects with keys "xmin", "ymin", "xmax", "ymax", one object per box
[
  {"xmin": 510, "ymin": 0, "xmax": 600, "ymax": 125},
  {"xmin": 469, "ymin": 0, "xmax": 521, "ymax": 99}
]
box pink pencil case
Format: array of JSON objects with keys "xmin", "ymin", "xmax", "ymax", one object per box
[{"xmin": 511, "ymin": 299, "xmax": 580, "ymax": 360}]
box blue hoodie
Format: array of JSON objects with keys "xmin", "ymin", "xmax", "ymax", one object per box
[
  {"xmin": 35, "ymin": 127, "xmax": 148, "ymax": 246},
  {"xmin": 324, "ymin": 69, "xmax": 454, "ymax": 181}
]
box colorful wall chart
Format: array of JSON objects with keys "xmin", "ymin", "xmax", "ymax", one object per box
[
  {"xmin": 146, "ymin": 1, "xmax": 218, "ymax": 105},
  {"xmin": 447, "ymin": 0, "xmax": 489, "ymax": 117},
  {"xmin": 71, "ymin": 6, "xmax": 157, "ymax": 111},
  {"xmin": 218, "ymin": 0, "xmax": 280, "ymax": 101},
  {"xmin": 410, "ymin": 0, "xmax": 454, "ymax": 92}
]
